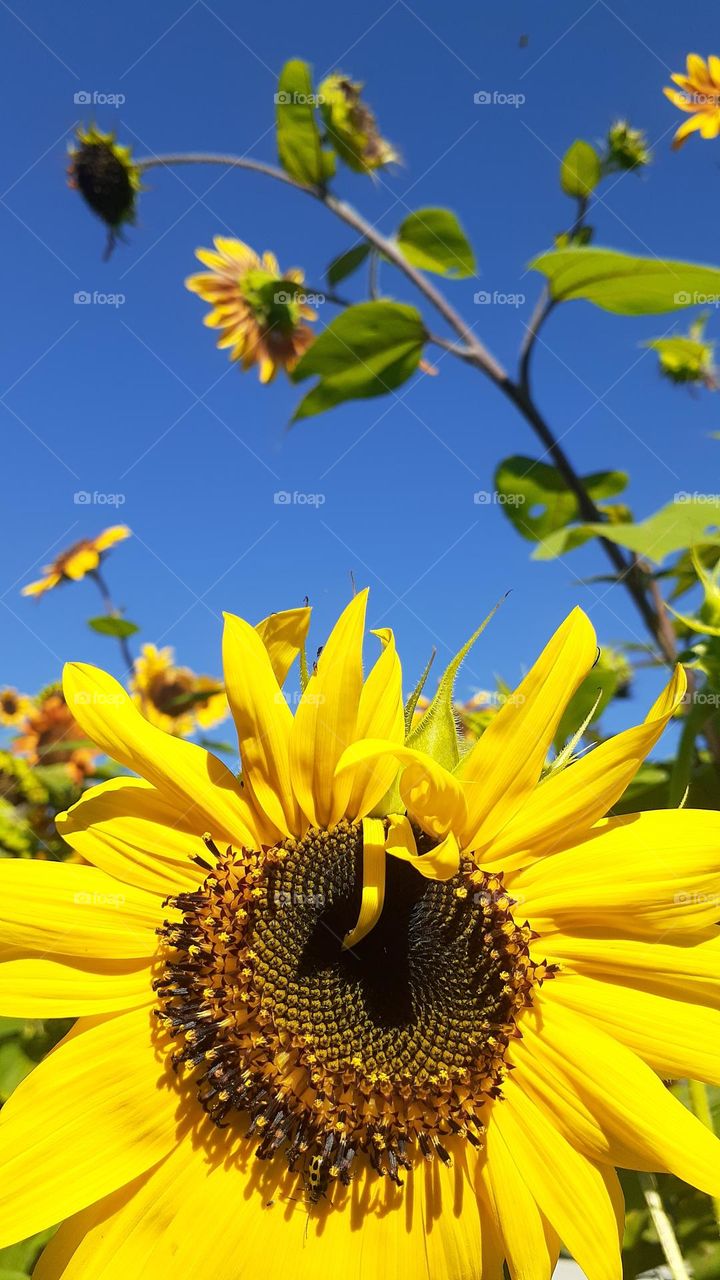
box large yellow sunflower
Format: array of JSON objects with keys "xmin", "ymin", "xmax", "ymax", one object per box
[
  {"xmin": 664, "ymin": 54, "xmax": 720, "ymax": 148},
  {"xmin": 0, "ymin": 594, "xmax": 719, "ymax": 1280},
  {"xmin": 186, "ymin": 237, "xmax": 316, "ymax": 383}
]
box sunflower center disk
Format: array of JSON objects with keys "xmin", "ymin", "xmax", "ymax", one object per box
[{"xmin": 155, "ymin": 819, "xmax": 550, "ymax": 1195}]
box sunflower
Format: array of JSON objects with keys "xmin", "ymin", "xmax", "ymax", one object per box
[
  {"xmin": 664, "ymin": 54, "xmax": 720, "ymax": 148},
  {"xmin": 21, "ymin": 526, "xmax": 131, "ymax": 598},
  {"xmin": 318, "ymin": 74, "xmax": 399, "ymax": 172},
  {"xmin": 13, "ymin": 687, "xmax": 97, "ymax": 784},
  {"xmin": 0, "ymin": 688, "xmax": 33, "ymax": 728},
  {"xmin": 68, "ymin": 126, "xmax": 141, "ymax": 251},
  {"xmin": 130, "ymin": 643, "xmax": 228, "ymax": 736},
  {"xmin": 186, "ymin": 238, "xmax": 317, "ymax": 383},
  {"xmin": 0, "ymin": 595, "xmax": 719, "ymax": 1280}
]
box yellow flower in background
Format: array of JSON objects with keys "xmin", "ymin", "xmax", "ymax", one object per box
[
  {"xmin": 13, "ymin": 687, "xmax": 97, "ymax": 784},
  {"xmin": 319, "ymin": 74, "xmax": 399, "ymax": 173},
  {"xmin": 1, "ymin": 597, "xmax": 720, "ymax": 1280},
  {"xmin": 130, "ymin": 643, "xmax": 228, "ymax": 736},
  {"xmin": 0, "ymin": 689, "xmax": 33, "ymax": 728},
  {"xmin": 186, "ymin": 237, "xmax": 317, "ymax": 383},
  {"xmin": 664, "ymin": 54, "xmax": 720, "ymax": 148},
  {"xmin": 21, "ymin": 526, "xmax": 131, "ymax": 598}
]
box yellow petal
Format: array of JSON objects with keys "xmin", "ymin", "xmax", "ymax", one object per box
[
  {"xmin": 93, "ymin": 525, "xmax": 131, "ymax": 553},
  {"xmin": 483, "ymin": 665, "xmax": 686, "ymax": 873},
  {"xmin": 709, "ymin": 55, "xmax": 720, "ymax": 88},
  {"xmin": 478, "ymin": 1135, "xmax": 560, "ymax": 1280},
  {"xmin": 489, "ymin": 1080, "xmax": 623, "ymax": 1280},
  {"xmin": 0, "ymin": 1008, "xmax": 181, "ymax": 1248},
  {"xmin": 21, "ymin": 573, "xmax": 59, "ymax": 597},
  {"xmin": 544, "ymin": 926, "xmax": 720, "ymax": 1004},
  {"xmin": 255, "ymin": 606, "xmax": 311, "ymax": 685},
  {"xmin": 509, "ymin": 809, "xmax": 720, "ymax": 935},
  {"xmin": 672, "ymin": 113, "xmax": 707, "ymax": 148},
  {"xmin": 63, "ymin": 663, "xmax": 258, "ymax": 848},
  {"xmin": 516, "ymin": 995, "xmax": 720, "ymax": 1196},
  {"xmin": 687, "ymin": 53, "xmax": 710, "ymax": 83},
  {"xmin": 0, "ymin": 860, "xmax": 160, "ymax": 958},
  {"xmin": 56, "ymin": 778, "xmax": 206, "ymax": 896},
  {"xmin": 387, "ymin": 827, "xmax": 461, "ymax": 881},
  {"xmin": 346, "ymin": 628, "xmax": 404, "ymax": 818},
  {"xmin": 342, "ymin": 817, "xmax": 386, "ymax": 949},
  {"xmin": 223, "ymin": 612, "xmax": 300, "ymax": 838},
  {"xmin": 0, "ymin": 955, "xmax": 152, "ymax": 1018},
  {"xmin": 551, "ymin": 971, "xmax": 720, "ymax": 1084},
  {"xmin": 289, "ymin": 591, "xmax": 367, "ymax": 828},
  {"xmin": 337, "ymin": 737, "xmax": 467, "ymax": 837},
  {"xmin": 458, "ymin": 609, "xmax": 597, "ymax": 851}
]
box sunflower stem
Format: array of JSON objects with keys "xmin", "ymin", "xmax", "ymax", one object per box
[
  {"xmin": 89, "ymin": 568, "xmax": 135, "ymax": 676},
  {"xmin": 687, "ymin": 1080, "xmax": 720, "ymax": 1233},
  {"xmin": 638, "ymin": 1173, "xmax": 691, "ymax": 1280}
]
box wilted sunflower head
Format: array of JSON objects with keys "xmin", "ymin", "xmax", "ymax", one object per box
[
  {"xmin": 130, "ymin": 642, "xmax": 227, "ymax": 736},
  {"xmin": 186, "ymin": 237, "xmax": 317, "ymax": 383},
  {"xmin": 2, "ymin": 593, "xmax": 720, "ymax": 1279},
  {"xmin": 318, "ymin": 73, "xmax": 399, "ymax": 173},
  {"xmin": 68, "ymin": 125, "xmax": 141, "ymax": 252},
  {"xmin": 21, "ymin": 525, "xmax": 131, "ymax": 598},
  {"xmin": 664, "ymin": 54, "xmax": 720, "ymax": 148}
]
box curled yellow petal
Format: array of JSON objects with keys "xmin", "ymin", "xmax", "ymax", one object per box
[{"xmin": 342, "ymin": 818, "xmax": 386, "ymax": 950}]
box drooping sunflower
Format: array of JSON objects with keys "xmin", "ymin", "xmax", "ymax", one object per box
[
  {"xmin": 0, "ymin": 688, "xmax": 33, "ymax": 728},
  {"xmin": 68, "ymin": 126, "xmax": 142, "ymax": 253},
  {"xmin": 664, "ymin": 54, "xmax": 720, "ymax": 148},
  {"xmin": 21, "ymin": 526, "xmax": 131, "ymax": 598},
  {"xmin": 1, "ymin": 594, "xmax": 719, "ymax": 1280},
  {"xmin": 186, "ymin": 237, "xmax": 317, "ymax": 383},
  {"xmin": 130, "ymin": 643, "xmax": 228, "ymax": 736},
  {"xmin": 318, "ymin": 74, "xmax": 399, "ymax": 173}
]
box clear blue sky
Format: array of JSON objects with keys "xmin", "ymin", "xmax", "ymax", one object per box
[{"xmin": 2, "ymin": 0, "xmax": 718, "ymax": 728}]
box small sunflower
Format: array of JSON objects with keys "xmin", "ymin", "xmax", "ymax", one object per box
[
  {"xmin": 130, "ymin": 643, "xmax": 228, "ymax": 736},
  {"xmin": 664, "ymin": 54, "xmax": 720, "ymax": 148},
  {"xmin": 1, "ymin": 595, "xmax": 719, "ymax": 1280},
  {"xmin": 21, "ymin": 526, "xmax": 131, "ymax": 598},
  {"xmin": 13, "ymin": 687, "xmax": 97, "ymax": 783},
  {"xmin": 186, "ymin": 237, "xmax": 317, "ymax": 383},
  {"xmin": 68, "ymin": 126, "xmax": 141, "ymax": 253},
  {"xmin": 0, "ymin": 688, "xmax": 33, "ymax": 728}
]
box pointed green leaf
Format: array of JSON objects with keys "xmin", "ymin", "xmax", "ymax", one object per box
[
  {"xmin": 530, "ymin": 246, "xmax": 720, "ymax": 315},
  {"xmin": 407, "ymin": 602, "xmax": 504, "ymax": 771},
  {"xmin": 534, "ymin": 496, "xmax": 720, "ymax": 564},
  {"xmin": 291, "ymin": 301, "xmax": 425, "ymax": 420},
  {"xmin": 326, "ymin": 243, "xmax": 369, "ymax": 287},
  {"xmin": 559, "ymin": 139, "xmax": 601, "ymax": 198},
  {"xmin": 87, "ymin": 615, "xmax": 139, "ymax": 639},
  {"xmin": 396, "ymin": 208, "xmax": 476, "ymax": 278},
  {"xmin": 403, "ymin": 648, "xmax": 436, "ymax": 735},
  {"xmin": 494, "ymin": 455, "xmax": 627, "ymax": 543},
  {"xmin": 276, "ymin": 60, "xmax": 329, "ymax": 186}
]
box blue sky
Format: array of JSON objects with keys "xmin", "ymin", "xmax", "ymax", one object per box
[{"xmin": 2, "ymin": 0, "xmax": 719, "ymax": 728}]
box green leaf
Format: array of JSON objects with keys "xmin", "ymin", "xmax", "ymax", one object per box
[
  {"xmin": 530, "ymin": 246, "xmax": 720, "ymax": 315},
  {"xmin": 326, "ymin": 243, "xmax": 369, "ymax": 287},
  {"xmin": 534, "ymin": 496, "xmax": 720, "ymax": 563},
  {"xmin": 291, "ymin": 301, "xmax": 425, "ymax": 420},
  {"xmin": 494, "ymin": 455, "xmax": 627, "ymax": 543},
  {"xmin": 396, "ymin": 208, "xmax": 476, "ymax": 278},
  {"xmin": 0, "ymin": 1228, "xmax": 56, "ymax": 1280},
  {"xmin": 87, "ymin": 615, "xmax": 139, "ymax": 639},
  {"xmin": 275, "ymin": 60, "xmax": 332, "ymax": 186},
  {"xmin": 559, "ymin": 139, "xmax": 601, "ymax": 198}
]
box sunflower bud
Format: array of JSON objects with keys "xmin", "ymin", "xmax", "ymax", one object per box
[
  {"xmin": 605, "ymin": 120, "xmax": 652, "ymax": 171},
  {"xmin": 646, "ymin": 314, "xmax": 717, "ymax": 390},
  {"xmin": 318, "ymin": 74, "xmax": 399, "ymax": 173},
  {"xmin": 68, "ymin": 126, "xmax": 141, "ymax": 253}
]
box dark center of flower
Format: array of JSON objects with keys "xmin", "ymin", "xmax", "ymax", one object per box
[
  {"xmin": 147, "ymin": 672, "xmax": 195, "ymax": 717},
  {"xmin": 70, "ymin": 142, "xmax": 134, "ymax": 229},
  {"xmin": 155, "ymin": 820, "xmax": 551, "ymax": 1199}
]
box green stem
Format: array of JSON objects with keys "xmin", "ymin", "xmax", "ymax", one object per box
[
  {"xmin": 637, "ymin": 1173, "xmax": 691, "ymax": 1280},
  {"xmin": 89, "ymin": 569, "xmax": 135, "ymax": 676},
  {"xmin": 688, "ymin": 1080, "xmax": 720, "ymax": 1231}
]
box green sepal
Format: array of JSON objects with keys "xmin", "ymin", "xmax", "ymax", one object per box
[{"xmin": 403, "ymin": 648, "xmax": 436, "ymax": 736}]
